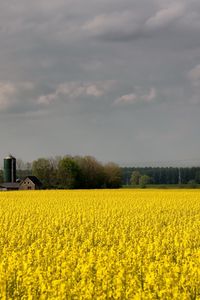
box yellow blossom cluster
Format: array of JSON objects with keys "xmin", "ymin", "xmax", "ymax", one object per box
[{"xmin": 0, "ymin": 190, "xmax": 200, "ymax": 299}]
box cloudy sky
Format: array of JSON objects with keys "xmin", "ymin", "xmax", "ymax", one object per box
[{"xmin": 1, "ymin": 0, "xmax": 200, "ymax": 166}]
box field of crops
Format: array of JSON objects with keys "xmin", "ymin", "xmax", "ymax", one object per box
[{"xmin": 0, "ymin": 190, "xmax": 200, "ymax": 299}]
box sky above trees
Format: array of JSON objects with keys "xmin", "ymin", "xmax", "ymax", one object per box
[{"xmin": 1, "ymin": 0, "xmax": 200, "ymax": 166}]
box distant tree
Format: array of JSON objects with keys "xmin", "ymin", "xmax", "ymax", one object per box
[
  {"xmin": 139, "ymin": 175, "xmax": 151, "ymax": 188},
  {"xmin": 75, "ymin": 156, "xmax": 105, "ymax": 189},
  {"xmin": 16, "ymin": 159, "xmax": 26, "ymax": 171},
  {"xmin": 48, "ymin": 156, "xmax": 62, "ymax": 187},
  {"xmin": 58, "ymin": 156, "xmax": 81, "ymax": 189},
  {"xmin": 49, "ymin": 156, "xmax": 62, "ymax": 170},
  {"xmin": 32, "ymin": 158, "xmax": 52, "ymax": 188},
  {"xmin": 104, "ymin": 162, "xmax": 122, "ymax": 188},
  {"xmin": 130, "ymin": 171, "xmax": 141, "ymax": 185},
  {"xmin": 0, "ymin": 170, "xmax": 3, "ymax": 183},
  {"xmin": 26, "ymin": 162, "xmax": 32, "ymax": 171},
  {"xmin": 16, "ymin": 159, "xmax": 31, "ymax": 180},
  {"xmin": 187, "ymin": 179, "xmax": 197, "ymax": 188}
]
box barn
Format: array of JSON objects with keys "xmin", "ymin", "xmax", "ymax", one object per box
[{"xmin": 19, "ymin": 176, "xmax": 43, "ymax": 190}]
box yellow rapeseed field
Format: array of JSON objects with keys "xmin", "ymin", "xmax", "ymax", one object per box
[{"xmin": 0, "ymin": 190, "xmax": 200, "ymax": 299}]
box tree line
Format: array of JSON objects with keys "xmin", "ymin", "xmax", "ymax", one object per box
[
  {"xmin": 1, "ymin": 158, "xmax": 200, "ymax": 188},
  {"xmin": 122, "ymin": 167, "xmax": 200, "ymax": 186},
  {"xmin": 15, "ymin": 156, "xmax": 122, "ymax": 189}
]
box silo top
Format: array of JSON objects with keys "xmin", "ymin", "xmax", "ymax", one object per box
[{"xmin": 5, "ymin": 154, "xmax": 16, "ymax": 160}]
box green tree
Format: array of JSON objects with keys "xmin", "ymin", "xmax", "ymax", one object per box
[
  {"xmin": 32, "ymin": 158, "xmax": 52, "ymax": 188},
  {"xmin": 130, "ymin": 171, "xmax": 141, "ymax": 185},
  {"xmin": 16, "ymin": 158, "xmax": 32, "ymax": 180},
  {"xmin": 58, "ymin": 156, "xmax": 81, "ymax": 189},
  {"xmin": 75, "ymin": 156, "xmax": 105, "ymax": 189},
  {"xmin": 104, "ymin": 162, "xmax": 122, "ymax": 188},
  {"xmin": 139, "ymin": 175, "xmax": 151, "ymax": 188},
  {"xmin": 48, "ymin": 156, "xmax": 62, "ymax": 187},
  {"xmin": 187, "ymin": 179, "xmax": 197, "ymax": 188},
  {"xmin": 0, "ymin": 170, "xmax": 3, "ymax": 183}
]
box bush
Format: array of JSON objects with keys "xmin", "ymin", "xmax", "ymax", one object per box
[
  {"xmin": 187, "ymin": 180, "xmax": 197, "ymax": 189},
  {"xmin": 139, "ymin": 175, "xmax": 151, "ymax": 188}
]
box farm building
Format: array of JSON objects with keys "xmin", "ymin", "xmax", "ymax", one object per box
[
  {"xmin": 0, "ymin": 155, "xmax": 42, "ymax": 191},
  {"xmin": 19, "ymin": 176, "xmax": 42, "ymax": 190},
  {"xmin": 0, "ymin": 182, "xmax": 20, "ymax": 191},
  {"xmin": 0, "ymin": 176, "xmax": 43, "ymax": 191}
]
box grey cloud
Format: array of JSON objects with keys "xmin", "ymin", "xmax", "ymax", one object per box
[
  {"xmin": 0, "ymin": 81, "xmax": 56, "ymax": 115},
  {"xmin": 38, "ymin": 81, "xmax": 117, "ymax": 106},
  {"xmin": 0, "ymin": 82, "xmax": 18, "ymax": 111},
  {"xmin": 0, "ymin": 81, "xmax": 36, "ymax": 112},
  {"xmin": 82, "ymin": 11, "xmax": 145, "ymax": 41},
  {"xmin": 0, "ymin": 80, "xmax": 116, "ymax": 114},
  {"xmin": 114, "ymin": 87, "xmax": 157, "ymax": 106},
  {"xmin": 1, "ymin": 0, "xmax": 200, "ymax": 44},
  {"xmin": 145, "ymin": 3, "xmax": 185, "ymax": 30},
  {"xmin": 187, "ymin": 64, "xmax": 200, "ymax": 104},
  {"xmin": 188, "ymin": 64, "xmax": 200, "ymax": 86},
  {"xmin": 82, "ymin": 1, "xmax": 200, "ymax": 42}
]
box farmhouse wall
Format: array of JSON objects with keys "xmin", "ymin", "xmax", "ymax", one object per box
[{"xmin": 19, "ymin": 179, "xmax": 36, "ymax": 190}]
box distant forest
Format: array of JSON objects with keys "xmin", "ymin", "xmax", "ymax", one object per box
[{"xmin": 122, "ymin": 167, "xmax": 200, "ymax": 185}]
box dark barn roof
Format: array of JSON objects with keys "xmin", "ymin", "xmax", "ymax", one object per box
[{"xmin": 21, "ymin": 176, "xmax": 43, "ymax": 187}]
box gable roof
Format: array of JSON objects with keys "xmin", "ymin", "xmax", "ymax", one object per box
[{"xmin": 21, "ymin": 176, "xmax": 43, "ymax": 187}]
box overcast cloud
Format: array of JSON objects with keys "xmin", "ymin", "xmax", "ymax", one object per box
[{"xmin": 1, "ymin": 0, "xmax": 200, "ymax": 166}]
